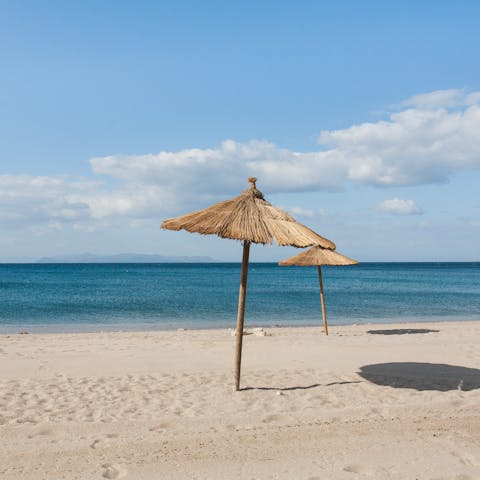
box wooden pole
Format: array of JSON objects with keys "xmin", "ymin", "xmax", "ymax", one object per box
[
  {"xmin": 234, "ymin": 241, "xmax": 251, "ymax": 391},
  {"xmin": 317, "ymin": 266, "xmax": 328, "ymax": 335}
]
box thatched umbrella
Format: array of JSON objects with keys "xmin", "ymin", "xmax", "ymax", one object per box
[
  {"xmin": 279, "ymin": 246, "xmax": 358, "ymax": 335},
  {"xmin": 162, "ymin": 177, "xmax": 335, "ymax": 390}
]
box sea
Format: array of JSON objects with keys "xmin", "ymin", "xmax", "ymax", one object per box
[{"xmin": 0, "ymin": 262, "xmax": 479, "ymax": 333}]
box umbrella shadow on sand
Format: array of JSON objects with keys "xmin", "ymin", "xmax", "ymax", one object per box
[
  {"xmin": 359, "ymin": 362, "xmax": 480, "ymax": 391},
  {"xmin": 240, "ymin": 380, "xmax": 362, "ymax": 392},
  {"xmin": 367, "ymin": 328, "xmax": 439, "ymax": 335},
  {"xmin": 241, "ymin": 380, "xmax": 362, "ymax": 392}
]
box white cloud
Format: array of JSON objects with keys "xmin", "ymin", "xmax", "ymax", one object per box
[
  {"xmin": 401, "ymin": 89, "xmax": 480, "ymax": 108},
  {"xmin": 3, "ymin": 89, "xmax": 480, "ymax": 228},
  {"xmin": 0, "ymin": 175, "xmax": 176, "ymax": 228},
  {"xmin": 91, "ymin": 88, "xmax": 480, "ymax": 196},
  {"xmin": 284, "ymin": 206, "xmax": 316, "ymax": 218},
  {"xmin": 0, "ymin": 175, "xmax": 96, "ymax": 226},
  {"xmin": 377, "ymin": 198, "xmax": 423, "ymax": 216}
]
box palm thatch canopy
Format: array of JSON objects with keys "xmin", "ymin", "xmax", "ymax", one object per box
[
  {"xmin": 279, "ymin": 246, "xmax": 358, "ymax": 266},
  {"xmin": 162, "ymin": 177, "xmax": 335, "ymax": 249}
]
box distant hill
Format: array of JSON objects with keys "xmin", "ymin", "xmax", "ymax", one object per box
[{"xmin": 36, "ymin": 253, "xmax": 217, "ymax": 263}]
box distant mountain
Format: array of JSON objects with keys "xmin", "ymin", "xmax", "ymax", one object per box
[{"xmin": 36, "ymin": 253, "xmax": 217, "ymax": 263}]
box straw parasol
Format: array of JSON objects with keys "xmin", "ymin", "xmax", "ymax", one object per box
[
  {"xmin": 279, "ymin": 246, "xmax": 358, "ymax": 335},
  {"xmin": 162, "ymin": 177, "xmax": 335, "ymax": 390}
]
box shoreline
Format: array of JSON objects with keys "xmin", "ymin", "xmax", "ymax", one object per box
[{"xmin": 1, "ymin": 314, "xmax": 480, "ymax": 335}]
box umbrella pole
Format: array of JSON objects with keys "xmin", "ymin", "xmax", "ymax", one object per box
[
  {"xmin": 234, "ymin": 241, "xmax": 251, "ymax": 391},
  {"xmin": 317, "ymin": 266, "xmax": 328, "ymax": 335}
]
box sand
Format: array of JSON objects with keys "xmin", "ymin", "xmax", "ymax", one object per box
[{"xmin": 1, "ymin": 321, "xmax": 480, "ymax": 479}]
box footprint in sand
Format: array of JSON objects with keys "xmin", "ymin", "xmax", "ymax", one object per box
[
  {"xmin": 102, "ymin": 463, "xmax": 127, "ymax": 479},
  {"xmin": 149, "ymin": 422, "xmax": 171, "ymax": 432},
  {"xmin": 27, "ymin": 426, "xmax": 56, "ymax": 438},
  {"xmin": 450, "ymin": 450, "xmax": 479, "ymax": 467},
  {"xmin": 262, "ymin": 414, "xmax": 284, "ymax": 423},
  {"xmin": 343, "ymin": 464, "xmax": 374, "ymax": 475}
]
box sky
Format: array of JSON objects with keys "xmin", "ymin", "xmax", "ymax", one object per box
[{"xmin": 1, "ymin": 1, "xmax": 479, "ymax": 262}]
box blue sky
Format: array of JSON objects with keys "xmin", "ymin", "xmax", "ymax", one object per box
[{"xmin": 1, "ymin": 1, "xmax": 479, "ymax": 261}]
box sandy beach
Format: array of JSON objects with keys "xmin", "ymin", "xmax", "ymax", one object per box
[{"xmin": 1, "ymin": 321, "xmax": 480, "ymax": 479}]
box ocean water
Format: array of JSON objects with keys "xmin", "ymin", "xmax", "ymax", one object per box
[{"xmin": 0, "ymin": 263, "xmax": 479, "ymax": 333}]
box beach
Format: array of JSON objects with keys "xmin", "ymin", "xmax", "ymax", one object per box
[{"xmin": 1, "ymin": 321, "xmax": 480, "ymax": 479}]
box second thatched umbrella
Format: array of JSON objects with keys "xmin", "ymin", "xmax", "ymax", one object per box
[
  {"xmin": 279, "ymin": 246, "xmax": 358, "ymax": 335},
  {"xmin": 162, "ymin": 177, "xmax": 335, "ymax": 390}
]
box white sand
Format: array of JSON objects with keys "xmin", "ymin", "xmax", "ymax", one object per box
[{"xmin": 1, "ymin": 321, "xmax": 480, "ymax": 479}]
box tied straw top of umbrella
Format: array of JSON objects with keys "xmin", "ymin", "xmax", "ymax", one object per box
[
  {"xmin": 162, "ymin": 178, "xmax": 336, "ymax": 390},
  {"xmin": 279, "ymin": 246, "xmax": 358, "ymax": 335}
]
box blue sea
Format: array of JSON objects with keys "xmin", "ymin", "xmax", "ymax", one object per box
[{"xmin": 0, "ymin": 263, "xmax": 479, "ymax": 333}]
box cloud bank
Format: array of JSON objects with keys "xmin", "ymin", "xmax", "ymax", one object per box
[
  {"xmin": 2, "ymin": 89, "xmax": 480, "ymax": 228},
  {"xmin": 91, "ymin": 88, "xmax": 480, "ymax": 194}
]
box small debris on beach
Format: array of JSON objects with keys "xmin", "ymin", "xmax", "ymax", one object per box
[
  {"xmin": 229, "ymin": 328, "xmax": 270, "ymax": 337},
  {"xmin": 252, "ymin": 327, "xmax": 270, "ymax": 337}
]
